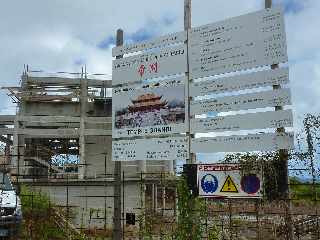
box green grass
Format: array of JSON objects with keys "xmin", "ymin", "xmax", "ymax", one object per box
[{"xmin": 290, "ymin": 177, "xmax": 320, "ymax": 202}]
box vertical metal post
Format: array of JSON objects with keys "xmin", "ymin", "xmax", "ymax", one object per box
[
  {"xmin": 184, "ymin": 0, "xmax": 195, "ymax": 165},
  {"xmin": 113, "ymin": 29, "xmax": 123, "ymax": 240},
  {"xmin": 265, "ymin": 1, "xmax": 293, "ymax": 239}
]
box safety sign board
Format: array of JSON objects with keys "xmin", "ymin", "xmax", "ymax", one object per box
[{"xmin": 197, "ymin": 164, "xmax": 263, "ymax": 198}]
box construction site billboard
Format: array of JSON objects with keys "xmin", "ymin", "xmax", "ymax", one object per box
[{"xmin": 112, "ymin": 77, "xmax": 187, "ymax": 138}]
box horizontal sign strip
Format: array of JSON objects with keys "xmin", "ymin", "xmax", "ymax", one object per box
[
  {"xmin": 112, "ymin": 44, "xmax": 187, "ymax": 85},
  {"xmin": 191, "ymin": 109, "xmax": 293, "ymax": 133},
  {"xmin": 113, "ymin": 123, "xmax": 187, "ymax": 139},
  {"xmin": 190, "ymin": 88, "xmax": 291, "ymax": 115},
  {"xmin": 191, "ymin": 132, "xmax": 294, "ymax": 153},
  {"xmin": 112, "ymin": 136, "xmax": 189, "ymax": 161},
  {"xmin": 189, "ymin": 7, "xmax": 287, "ymax": 79},
  {"xmin": 112, "ymin": 31, "xmax": 187, "ymax": 56},
  {"xmin": 190, "ymin": 67, "xmax": 289, "ymax": 97}
]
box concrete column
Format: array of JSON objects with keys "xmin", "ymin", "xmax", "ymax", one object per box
[
  {"xmin": 154, "ymin": 184, "xmax": 158, "ymax": 212},
  {"xmin": 4, "ymin": 135, "xmax": 11, "ymax": 166},
  {"xmin": 12, "ymin": 118, "xmax": 19, "ymax": 174},
  {"xmin": 137, "ymin": 159, "xmax": 146, "ymax": 174},
  {"xmin": 151, "ymin": 184, "xmax": 155, "ymax": 211},
  {"xmin": 162, "ymin": 187, "xmax": 166, "ymax": 216},
  {"xmin": 79, "ymin": 77, "xmax": 88, "ymax": 179},
  {"xmin": 164, "ymin": 161, "xmax": 174, "ymax": 174}
]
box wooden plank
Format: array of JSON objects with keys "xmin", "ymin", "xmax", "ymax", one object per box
[
  {"xmin": 27, "ymin": 76, "xmax": 111, "ymax": 87},
  {"xmin": 191, "ymin": 132, "xmax": 294, "ymax": 153},
  {"xmin": 190, "ymin": 67, "xmax": 289, "ymax": 97},
  {"xmin": 190, "ymin": 88, "xmax": 291, "ymax": 115},
  {"xmin": 191, "ymin": 109, "xmax": 293, "ymax": 133}
]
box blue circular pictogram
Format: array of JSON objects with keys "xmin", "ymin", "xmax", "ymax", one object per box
[
  {"xmin": 241, "ymin": 175, "xmax": 261, "ymax": 194},
  {"xmin": 201, "ymin": 174, "xmax": 218, "ymax": 193}
]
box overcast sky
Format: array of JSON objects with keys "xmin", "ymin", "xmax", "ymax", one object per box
[{"xmin": 0, "ymin": 0, "xmax": 319, "ymax": 132}]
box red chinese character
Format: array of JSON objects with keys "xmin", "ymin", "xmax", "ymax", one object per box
[
  {"xmin": 138, "ymin": 64, "xmax": 145, "ymax": 77},
  {"xmin": 149, "ymin": 62, "xmax": 158, "ymax": 73}
]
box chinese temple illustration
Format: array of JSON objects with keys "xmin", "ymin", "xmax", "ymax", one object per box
[{"xmin": 128, "ymin": 93, "xmax": 168, "ymax": 112}]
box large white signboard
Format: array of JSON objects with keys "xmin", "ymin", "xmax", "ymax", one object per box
[
  {"xmin": 189, "ymin": 7, "xmax": 287, "ymax": 79},
  {"xmin": 112, "ymin": 77, "xmax": 187, "ymax": 138},
  {"xmin": 191, "ymin": 109, "xmax": 293, "ymax": 133},
  {"xmin": 190, "ymin": 67, "xmax": 289, "ymax": 97},
  {"xmin": 112, "ymin": 44, "xmax": 187, "ymax": 85},
  {"xmin": 190, "ymin": 88, "xmax": 291, "ymax": 115},
  {"xmin": 191, "ymin": 132, "xmax": 294, "ymax": 153},
  {"xmin": 112, "ymin": 136, "xmax": 188, "ymax": 161},
  {"xmin": 198, "ymin": 164, "xmax": 263, "ymax": 198},
  {"xmin": 112, "ymin": 31, "xmax": 187, "ymax": 56}
]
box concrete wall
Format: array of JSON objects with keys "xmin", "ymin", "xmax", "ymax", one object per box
[
  {"xmin": 24, "ymin": 102, "xmax": 80, "ymax": 117},
  {"xmin": 29, "ymin": 181, "xmax": 141, "ymax": 229},
  {"xmin": 85, "ymin": 136, "xmax": 113, "ymax": 177}
]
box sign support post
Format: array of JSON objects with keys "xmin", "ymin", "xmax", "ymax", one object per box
[
  {"xmin": 184, "ymin": 0, "xmax": 195, "ymax": 165},
  {"xmin": 113, "ymin": 29, "xmax": 123, "ymax": 240},
  {"xmin": 265, "ymin": 1, "xmax": 293, "ymax": 239}
]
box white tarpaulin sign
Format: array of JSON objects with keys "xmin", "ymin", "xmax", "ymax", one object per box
[
  {"xmin": 198, "ymin": 164, "xmax": 263, "ymax": 198},
  {"xmin": 191, "ymin": 132, "xmax": 294, "ymax": 153},
  {"xmin": 191, "ymin": 109, "xmax": 293, "ymax": 133},
  {"xmin": 112, "ymin": 44, "xmax": 187, "ymax": 85},
  {"xmin": 190, "ymin": 88, "xmax": 291, "ymax": 115},
  {"xmin": 190, "ymin": 67, "xmax": 289, "ymax": 97},
  {"xmin": 112, "ymin": 77, "xmax": 187, "ymax": 138},
  {"xmin": 189, "ymin": 7, "xmax": 287, "ymax": 79},
  {"xmin": 112, "ymin": 31, "xmax": 187, "ymax": 56},
  {"xmin": 112, "ymin": 136, "xmax": 188, "ymax": 161}
]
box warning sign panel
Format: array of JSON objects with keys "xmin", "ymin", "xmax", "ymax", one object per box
[
  {"xmin": 197, "ymin": 164, "xmax": 262, "ymax": 198},
  {"xmin": 220, "ymin": 175, "xmax": 238, "ymax": 193}
]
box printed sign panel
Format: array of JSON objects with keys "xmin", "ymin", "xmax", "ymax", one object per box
[
  {"xmin": 190, "ymin": 67, "xmax": 289, "ymax": 97},
  {"xmin": 189, "ymin": 7, "xmax": 287, "ymax": 79},
  {"xmin": 198, "ymin": 164, "xmax": 263, "ymax": 198},
  {"xmin": 191, "ymin": 109, "xmax": 293, "ymax": 133},
  {"xmin": 112, "ymin": 77, "xmax": 187, "ymax": 138},
  {"xmin": 190, "ymin": 88, "xmax": 291, "ymax": 115},
  {"xmin": 191, "ymin": 132, "xmax": 294, "ymax": 153},
  {"xmin": 112, "ymin": 31, "xmax": 187, "ymax": 56},
  {"xmin": 112, "ymin": 44, "xmax": 187, "ymax": 85},
  {"xmin": 112, "ymin": 136, "xmax": 188, "ymax": 161}
]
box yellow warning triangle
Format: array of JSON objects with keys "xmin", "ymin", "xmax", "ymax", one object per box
[{"xmin": 220, "ymin": 175, "xmax": 238, "ymax": 193}]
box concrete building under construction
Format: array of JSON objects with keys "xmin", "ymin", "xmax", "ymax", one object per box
[{"xmin": 0, "ymin": 67, "xmax": 176, "ymax": 229}]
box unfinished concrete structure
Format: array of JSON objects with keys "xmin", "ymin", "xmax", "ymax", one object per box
[{"xmin": 0, "ymin": 67, "xmax": 175, "ymax": 229}]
